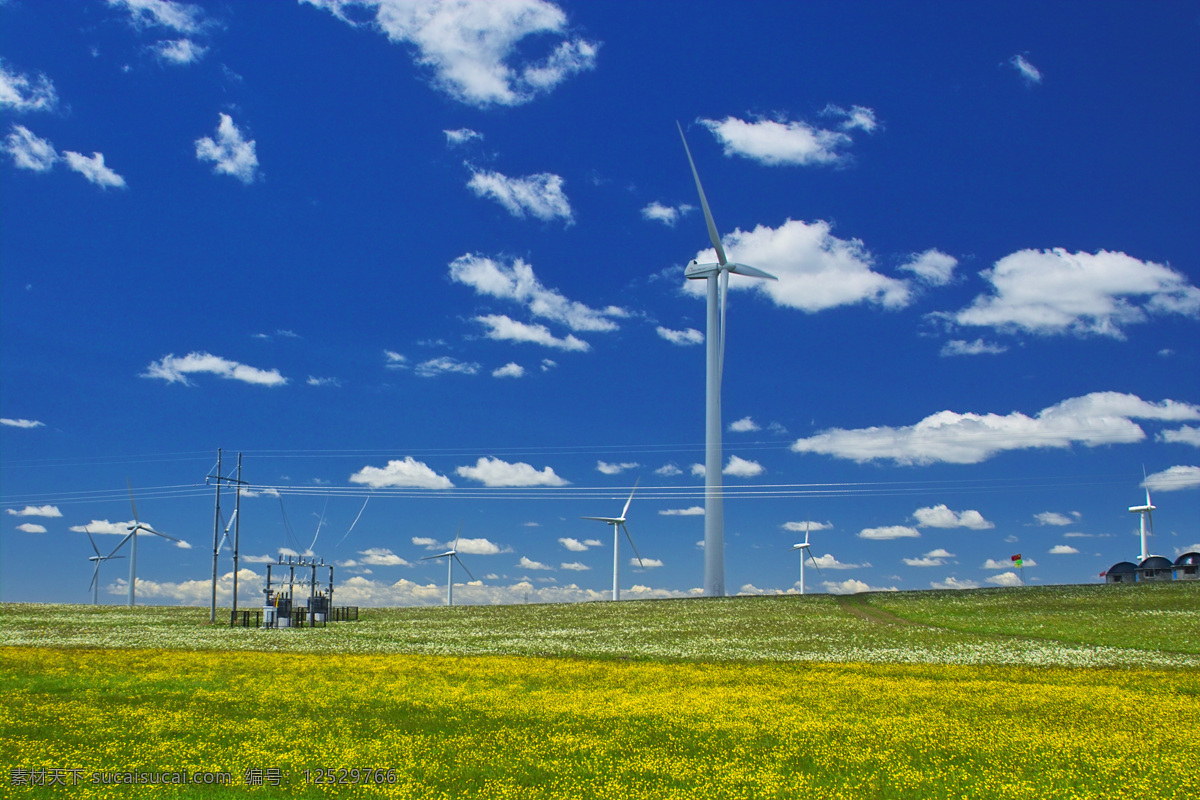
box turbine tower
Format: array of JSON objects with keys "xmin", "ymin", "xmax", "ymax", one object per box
[
  {"xmin": 84, "ymin": 528, "xmax": 124, "ymax": 605},
  {"xmin": 582, "ymin": 480, "xmax": 645, "ymax": 601},
  {"xmin": 107, "ymin": 480, "xmax": 182, "ymax": 607},
  {"xmin": 1129, "ymin": 486, "xmax": 1156, "ymax": 561},
  {"xmin": 422, "ymin": 524, "xmax": 474, "ymax": 607},
  {"xmin": 790, "ymin": 522, "xmax": 821, "ymax": 595},
  {"xmin": 678, "ymin": 122, "xmax": 777, "ymax": 596}
]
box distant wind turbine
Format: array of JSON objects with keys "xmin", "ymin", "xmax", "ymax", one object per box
[
  {"xmin": 1129, "ymin": 480, "xmax": 1156, "ymax": 561},
  {"xmin": 84, "ymin": 528, "xmax": 124, "ymax": 605},
  {"xmin": 106, "ymin": 480, "xmax": 183, "ymax": 607},
  {"xmin": 582, "ymin": 479, "xmax": 644, "ymax": 601},
  {"xmin": 790, "ymin": 521, "xmax": 821, "ymax": 595},
  {"xmin": 422, "ymin": 524, "xmax": 474, "ymax": 607},
  {"xmin": 678, "ymin": 121, "xmax": 777, "ymax": 597}
]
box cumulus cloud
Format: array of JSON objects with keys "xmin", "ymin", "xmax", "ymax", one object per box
[
  {"xmin": 475, "ymin": 315, "xmax": 589, "ymax": 352},
  {"xmin": 384, "ymin": 350, "xmax": 408, "ymax": 369},
  {"xmin": 195, "ymin": 113, "xmax": 259, "ymax": 184},
  {"xmin": 7, "ymin": 505, "xmax": 62, "ymax": 517},
  {"xmin": 16, "ymin": 523, "xmax": 47, "ymax": 533},
  {"xmin": 899, "ymin": 249, "xmax": 957, "ymax": 285},
  {"xmin": 656, "ymin": 326, "xmax": 704, "ymax": 346},
  {"xmin": 142, "ymin": 352, "xmax": 286, "ymax": 387},
  {"xmin": 655, "ymin": 464, "xmax": 683, "ymax": 477},
  {"xmin": 659, "ymin": 507, "xmax": 705, "ymax": 516},
  {"xmin": 558, "ymin": 537, "xmax": 590, "ymax": 552},
  {"xmin": 925, "ymin": 549, "xmax": 955, "ymax": 558},
  {"xmin": 415, "ymin": 356, "xmax": 480, "ymax": 377},
  {"xmin": 782, "ymin": 521, "xmax": 833, "ymax": 533},
  {"xmin": 467, "ymin": 168, "xmax": 572, "ymax": 222},
  {"xmin": 986, "ymin": 572, "xmax": 1022, "ymax": 587},
  {"xmin": 822, "ymin": 578, "xmax": 898, "ymax": 595},
  {"xmin": 0, "ymin": 60, "xmax": 59, "ymax": 112},
  {"xmin": 641, "ymin": 201, "xmax": 692, "ymax": 226},
  {"xmin": 947, "ymin": 249, "xmax": 1200, "ymax": 338},
  {"xmin": 940, "ymin": 339, "xmax": 1008, "ymax": 357},
  {"xmin": 1008, "ymin": 54, "xmax": 1043, "ymax": 85},
  {"xmin": 596, "ymin": 461, "xmax": 638, "ymax": 475},
  {"xmin": 5, "ymin": 125, "xmax": 59, "ymax": 172},
  {"xmin": 913, "ymin": 504, "xmax": 994, "ymax": 530},
  {"xmin": 1049, "ymin": 545, "xmax": 1079, "ymax": 555},
  {"xmin": 1034, "ymin": 511, "xmax": 1079, "ymax": 526},
  {"xmin": 108, "ymin": 0, "xmax": 209, "ymax": 34},
  {"xmin": 61, "ymin": 151, "xmax": 126, "ymax": 188},
  {"xmin": 983, "ymin": 558, "xmax": 1037, "ymax": 569},
  {"xmin": 1, "ymin": 418, "xmax": 45, "ymax": 429},
  {"xmin": 904, "ymin": 556, "xmax": 945, "ymax": 567},
  {"xmin": 456, "ymin": 457, "xmax": 568, "ymax": 487},
  {"xmin": 791, "ymin": 392, "xmax": 1200, "ymax": 466},
  {"xmin": 1159, "ymin": 426, "xmax": 1200, "ymax": 447},
  {"xmin": 809, "ymin": 554, "xmax": 865, "ymax": 570},
  {"xmin": 858, "ymin": 525, "xmax": 920, "ymax": 540},
  {"xmin": 633, "ymin": 558, "xmax": 663, "ymax": 569},
  {"xmin": 728, "ymin": 416, "xmax": 760, "ymax": 433},
  {"xmin": 517, "ymin": 556, "xmax": 554, "ymax": 571},
  {"xmin": 357, "ymin": 547, "xmax": 410, "ymax": 566},
  {"xmin": 698, "ymin": 111, "xmax": 874, "ymax": 167},
  {"xmin": 450, "ymin": 253, "xmax": 621, "ymax": 332},
  {"xmin": 684, "ymin": 218, "xmax": 910, "ymax": 312},
  {"xmin": 153, "ymin": 38, "xmax": 208, "ymax": 64},
  {"xmin": 302, "ymin": 0, "xmax": 597, "ymax": 107},
  {"xmin": 69, "ymin": 520, "xmax": 136, "ymax": 536},
  {"xmin": 349, "ymin": 457, "xmax": 454, "ymax": 489},
  {"xmin": 723, "ymin": 455, "xmax": 764, "ymax": 478},
  {"xmin": 492, "ymin": 362, "xmax": 525, "ymax": 378},
  {"xmin": 307, "ymin": 376, "xmax": 341, "ymax": 387},
  {"xmin": 444, "ymin": 127, "xmax": 482, "ymax": 146},
  {"xmin": 455, "ymin": 538, "xmax": 506, "ymax": 556},
  {"xmin": 561, "ymin": 562, "xmax": 589, "ymax": 571},
  {"xmin": 1143, "ymin": 465, "xmax": 1200, "ymax": 492},
  {"xmin": 930, "ymin": 577, "xmax": 979, "ymax": 590},
  {"xmin": 690, "ymin": 464, "xmax": 706, "ymax": 477}
]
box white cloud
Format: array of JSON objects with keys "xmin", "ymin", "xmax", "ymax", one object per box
[
  {"xmin": 474, "ymin": 315, "xmax": 589, "ymax": 352},
  {"xmin": 5, "ymin": 125, "xmax": 58, "ymax": 171},
  {"xmin": 415, "ymin": 356, "xmax": 480, "ymax": 377},
  {"xmin": 723, "ymin": 455, "xmax": 763, "ymax": 478},
  {"xmin": 931, "ymin": 577, "xmax": 979, "ymax": 590},
  {"xmin": 558, "ymin": 537, "xmax": 590, "ymax": 552},
  {"xmin": 384, "ymin": 350, "xmax": 408, "ymax": 368},
  {"xmin": 561, "ymin": 562, "xmax": 589, "ymax": 571},
  {"xmin": 899, "ymin": 249, "xmax": 957, "ymax": 285},
  {"xmin": 822, "ymin": 104, "xmax": 878, "ymax": 133},
  {"xmin": 684, "ymin": 219, "xmax": 910, "ymax": 312},
  {"xmin": 698, "ymin": 115, "xmax": 861, "ymax": 167},
  {"xmin": 1049, "ymin": 545, "xmax": 1080, "ymax": 555},
  {"xmin": 690, "ymin": 463, "xmax": 706, "ymax": 477},
  {"xmin": 1144, "ymin": 465, "xmax": 1200, "ymax": 492},
  {"xmin": 195, "ymin": 113, "xmax": 259, "ymax": 184},
  {"xmin": 303, "ymin": 0, "xmax": 597, "ymax": 107},
  {"xmin": 540, "ymin": 359, "xmax": 557, "ymax": 372},
  {"xmin": 6, "ymin": 505, "xmax": 62, "ymax": 518},
  {"xmin": 782, "ymin": 521, "xmax": 833, "ymax": 532},
  {"xmin": 467, "ymin": 168, "xmax": 572, "ymax": 222},
  {"xmin": 659, "ymin": 507, "xmax": 705, "ymax": 517},
  {"xmin": 822, "ymin": 578, "xmax": 898, "ymax": 595},
  {"xmin": 455, "ymin": 538, "xmax": 505, "ymax": 556},
  {"xmin": 1, "ymin": 418, "xmax": 45, "ymax": 429},
  {"xmin": 0, "ymin": 60, "xmax": 59, "ymax": 112},
  {"xmin": 1159, "ymin": 426, "xmax": 1200, "ymax": 447},
  {"xmin": 633, "ymin": 558, "xmax": 662, "ymax": 569},
  {"xmin": 940, "ymin": 339, "xmax": 1008, "ymax": 357},
  {"xmin": 16, "ymin": 523, "xmax": 47, "ymax": 534},
  {"xmin": 307, "ymin": 376, "xmax": 341, "ymax": 387},
  {"xmin": 641, "ymin": 201, "xmax": 692, "ymax": 226},
  {"xmin": 108, "ymin": 0, "xmax": 208, "ymax": 34},
  {"xmin": 809, "ymin": 554, "xmax": 864, "ymax": 570},
  {"xmin": 153, "ymin": 38, "xmax": 207, "ymax": 64},
  {"xmin": 1035, "ymin": 511, "xmax": 1079, "ymax": 526},
  {"xmin": 913, "ymin": 504, "xmax": 994, "ymax": 530},
  {"xmin": 1009, "ymin": 54, "xmax": 1043, "ymax": 85},
  {"xmin": 69, "ymin": 520, "xmax": 135, "ymax": 536},
  {"xmin": 450, "ymin": 254, "xmax": 621, "ymax": 332},
  {"xmin": 61, "ymin": 151, "xmax": 126, "ymax": 188},
  {"xmin": 656, "ymin": 326, "xmax": 704, "ymax": 346},
  {"xmin": 655, "ymin": 464, "xmax": 683, "ymax": 477},
  {"xmin": 444, "ymin": 127, "xmax": 482, "ymax": 146},
  {"xmin": 492, "ymin": 362, "xmax": 525, "ymax": 378},
  {"xmin": 986, "ymin": 572, "xmax": 1022, "ymax": 587},
  {"xmin": 948, "ymin": 249, "xmax": 1200, "ymax": 338},
  {"xmin": 858, "ymin": 526, "xmax": 920, "ymax": 540},
  {"xmin": 357, "ymin": 547, "xmax": 410, "ymax": 566},
  {"xmin": 904, "ymin": 557, "xmax": 945, "ymax": 567},
  {"xmin": 792, "ymin": 392, "xmax": 1200, "ymax": 465},
  {"xmin": 142, "ymin": 352, "xmax": 286, "ymax": 386},
  {"xmin": 350, "ymin": 457, "xmax": 454, "ymax": 489},
  {"xmin": 412, "ymin": 537, "xmax": 440, "ymax": 549},
  {"xmin": 456, "ymin": 456, "xmax": 568, "ymax": 487},
  {"xmin": 517, "ymin": 556, "xmax": 554, "ymax": 571},
  {"xmin": 596, "ymin": 461, "xmax": 638, "ymax": 475},
  {"xmin": 924, "ymin": 548, "xmax": 955, "ymax": 558},
  {"xmin": 728, "ymin": 416, "xmax": 760, "ymax": 433},
  {"xmin": 983, "ymin": 558, "xmax": 1037, "ymax": 569}
]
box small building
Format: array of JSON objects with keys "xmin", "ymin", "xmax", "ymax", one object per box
[
  {"xmin": 1138, "ymin": 556, "xmax": 1175, "ymax": 583},
  {"xmin": 1175, "ymin": 552, "xmax": 1200, "ymax": 581},
  {"xmin": 1105, "ymin": 561, "xmax": 1138, "ymax": 584}
]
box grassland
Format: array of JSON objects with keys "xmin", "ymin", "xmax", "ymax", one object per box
[{"xmin": 2, "ymin": 583, "xmax": 1198, "ymax": 798}]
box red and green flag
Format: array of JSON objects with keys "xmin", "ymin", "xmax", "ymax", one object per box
[{"xmin": 1011, "ymin": 553, "xmax": 1023, "ymax": 568}]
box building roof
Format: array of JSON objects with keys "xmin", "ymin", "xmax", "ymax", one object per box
[
  {"xmin": 1174, "ymin": 552, "xmax": 1200, "ymax": 567},
  {"xmin": 1107, "ymin": 561, "xmax": 1138, "ymax": 574},
  {"xmin": 1138, "ymin": 556, "xmax": 1174, "ymax": 570}
]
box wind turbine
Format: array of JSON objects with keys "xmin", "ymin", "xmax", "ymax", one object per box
[
  {"xmin": 678, "ymin": 121, "xmax": 778, "ymax": 597},
  {"xmin": 84, "ymin": 528, "xmax": 124, "ymax": 605},
  {"xmin": 582, "ymin": 480, "xmax": 645, "ymax": 601},
  {"xmin": 790, "ymin": 522, "xmax": 821, "ymax": 595},
  {"xmin": 106, "ymin": 480, "xmax": 183, "ymax": 607},
  {"xmin": 421, "ymin": 524, "xmax": 474, "ymax": 607},
  {"xmin": 1129, "ymin": 482, "xmax": 1156, "ymax": 561}
]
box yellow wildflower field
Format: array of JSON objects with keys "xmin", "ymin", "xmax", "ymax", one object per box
[{"xmin": 2, "ymin": 646, "xmax": 1197, "ymax": 799}]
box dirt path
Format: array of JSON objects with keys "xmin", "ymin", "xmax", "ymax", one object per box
[{"xmin": 835, "ymin": 594, "xmax": 921, "ymax": 626}]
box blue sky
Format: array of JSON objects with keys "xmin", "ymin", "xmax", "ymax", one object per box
[{"xmin": 2, "ymin": 0, "xmax": 1198, "ymax": 607}]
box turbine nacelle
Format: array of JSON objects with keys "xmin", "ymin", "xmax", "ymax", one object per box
[{"xmin": 686, "ymin": 261, "xmax": 778, "ymax": 281}]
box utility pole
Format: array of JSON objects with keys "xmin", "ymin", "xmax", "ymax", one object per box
[
  {"xmin": 231, "ymin": 452, "xmax": 243, "ymax": 624},
  {"xmin": 208, "ymin": 449, "xmax": 247, "ymax": 624},
  {"xmin": 210, "ymin": 449, "xmax": 222, "ymax": 624}
]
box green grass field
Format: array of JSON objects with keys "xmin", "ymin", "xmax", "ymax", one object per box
[{"xmin": 2, "ymin": 583, "xmax": 1198, "ymax": 798}]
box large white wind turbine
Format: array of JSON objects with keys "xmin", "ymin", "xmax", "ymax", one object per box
[
  {"xmin": 1129, "ymin": 485, "xmax": 1156, "ymax": 561},
  {"xmin": 790, "ymin": 522, "xmax": 821, "ymax": 595},
  {"xmin": 422, "ymin": 524, "xmax": 475, "ymax": 607},
  {"xmin": 582, "ymin": 480, "xmax": 645, "ymax": 601},
  {"xmin": 85, "ymin": 528, "xmax": 124, "ymax": 605},
  {"xmin": 678, "ymin": 121, "xmax": 777, "ymax": 597},
  {"xmin": 106, "ymin": 480, "xmax": 183, "ymax": 607}
]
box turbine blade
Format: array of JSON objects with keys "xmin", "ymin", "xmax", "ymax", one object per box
[
  {"xmin": 86, "ymin": 529, "xmax": 102, "ymax": 558},
  {"xmin": 726, "ymin": 262, "xmax": 778, "ymax": 281},
  {"xmin": 89, "ymin": 563, "xmax": 99, "ymax": 592},
  {"xmin": 455, "ymin": 554, "xmax": 475, "ymax": 582},
  {"xmin": 582, "ymin": 516, "xmax": 621, "ymax": 523},
  {"xmin": 719, "ymin": 268, "xmax": 728, "ymax": 382},
  {"xmin": 106, "ymin": 532, "xmax": 134, "ymax": 559},
  {"xmin": 623, "ymin": 523, "xmax": 644, "ymax": 569},
  {"xmin": 677, "ymin": 121, "xmax": 727, "ymax": 266},
  {"xmin": 421, "ymin": 552, "xmax": 453, "ymax": 561},
  {"xmin": 142, "ymin": 526, "xmax": 181, "ymax": 543},
  {"xmin": 127, "ymin": 479, "xmax": 139, "ymax": 524},
  {"xmin": 807, "ymin": 551, "xmax": 822, "ymax": 574},
  {"xmin": 621, "ymin": 478, "xmax": 640, "ymax": 520},
  {"xmin": 453, "ymin": 522, "xmax": 463, "ymax": 552}
]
